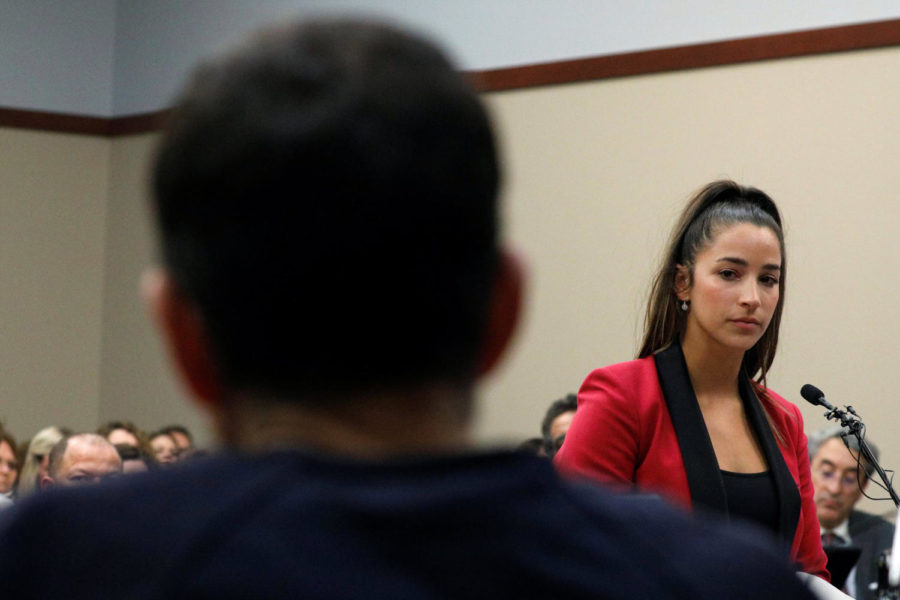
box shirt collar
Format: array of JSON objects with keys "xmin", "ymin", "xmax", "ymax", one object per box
[{"xmin": 820, "ymin": 518, "xmax": 851, "ymax": 541}]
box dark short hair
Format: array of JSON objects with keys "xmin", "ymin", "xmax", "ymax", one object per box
[
  {"xmin": 97, "ymin": 420, "xmax": 143, "ymax": 440},
  {"xmin": 541, "ymin": 393, "xmax": 577, "ymax": 440},
  {"xmin": 158, "ymin": 425, "xmax": 192, "ymax": 444},
  {"xmin": 114, "ymin": 443, "xmax": 158, "ymax": 470},
  {"xmin": 152, "ymin": 19, "xmax": 499, "ymax": 399}
]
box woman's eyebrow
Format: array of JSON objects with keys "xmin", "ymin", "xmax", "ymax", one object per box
[{"xmin": 715, "ymin": 257, "xmax": 781, "ymax": 270}]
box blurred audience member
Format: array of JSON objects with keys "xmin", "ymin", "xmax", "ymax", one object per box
[
  {"xmin": 114, "ymin": 444, "xmax": 157, "ymax": 474},
  {"xmin": 541, "ymin": 393, "xmax": 577, "ymax": 456},
  {"xmin": 16, "ymin": 426, "xmax": 69, "ymax": 500},
  {"xmin": 0, "ymin": 429, "xmax": 17, "ymax": 508},
  {"xmin": 42, "ymin": 434, "xmax": 122, "ymax": 489},
  {"xmin": 149, "ymin": 431, "xmax": 178, "ymax": 466},
  {"xmin": 158, "ymin": 424, "xmax": 196, "ymax": 460},
  {"xmin": 97, "ymin": 420, "xmax": 143, "ymax": 447},
  {"xmin": 159, "ymin": 425, "xmax": 194, "ymax": 454}
]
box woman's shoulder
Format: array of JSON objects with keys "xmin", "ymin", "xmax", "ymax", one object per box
[
  {"xmin": 580, "ymin": 355, "xmax": 663, "ymax": 407},
  {"xmin": 585, "ymin": 355, "xmax": 657, "ymax": 380}
]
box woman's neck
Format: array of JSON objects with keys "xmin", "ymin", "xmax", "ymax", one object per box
[{"xmin": 680, "ymin": 333, "xmax": 745, "ymax": 398}]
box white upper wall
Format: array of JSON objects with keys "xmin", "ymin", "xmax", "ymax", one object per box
[
  {"xmin": 0, "ymin": 0, "xmax": 117, "ymax": 116},
  {"xmin": 3, "ymin": 0, "xmax": 900, "ymax": 116}
]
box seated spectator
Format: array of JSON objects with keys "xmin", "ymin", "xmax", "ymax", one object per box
[
  {"xmin": 541, "ymin": 393, "xmax": 577, "ymax": 456},
  {"xmin": 97, "ymin": 420, "xmax": 144, "ymax": 448},
  {"xmin": 148, "ymin": 431, "xmax": 179, "ymax": 466},
  {"xmin": 16, "ymin": 426, "xmax": 69, "ymax": 499},
  {"xmin": 41, "ymin": 434, "xmax": 122, "ymax": 489},
  {"xmin": 114, "ymin": 444, "xmax": 157, "ymax": 474},
  {"xmin": 158, "ymin": 425, "xmax": 194, "ymax": 456},
  {"xmin": 0, "ymin": 429, "xmax": 17, "ymax": 508}
]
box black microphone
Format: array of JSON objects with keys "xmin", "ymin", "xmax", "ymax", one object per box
[{"xmin": 800, "ymin": 384, "xmax": 835, "ymax": 411}]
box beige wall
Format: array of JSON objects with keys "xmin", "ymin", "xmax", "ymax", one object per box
[
  {"xmin": 2, "ymin": 46, "xmax": 900, "ymax": 515},
  {"xmin": 0, "ymin": 129, "xmax": 210, "ymax": 445},
  {"xmin": 0, "ymin": 129, "xmax": 109, "ymax": 438},
  {"xmin": 98, "ymin": 134, "xmax": 208, "ymax": 443}
]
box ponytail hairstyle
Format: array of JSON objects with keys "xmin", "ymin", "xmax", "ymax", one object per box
[{"xmin": 639, "ymin": 180, "xmax": 786, "ymax": 388}]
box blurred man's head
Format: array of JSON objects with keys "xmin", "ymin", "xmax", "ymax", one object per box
[
  {"xmin": 144, "ymin": 19, "xmax": 518, "ymax": 433},
  {"xmin": 808, "ymin": 426, "xmax": 877, "ymax": 530},
  {"xmin": 42, "ymin": 434, "xmax": 122, "ymax": 489}
]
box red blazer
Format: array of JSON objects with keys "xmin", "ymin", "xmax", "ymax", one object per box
[{"xmin": 555, "ymin": 344, "xmax": 828, "ymax": 580}]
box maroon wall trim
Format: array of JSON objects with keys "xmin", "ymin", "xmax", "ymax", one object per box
[
  {"xmin": 0, "ymin": 108, "xmax": 112, "ymax": 136},
  {"xmin": 2, "ymin": 18, "xmax": 899, "ymax": 137},
  {"xmin": 471, "ymin": 18, "xmax": 900, "ymax": 91}
]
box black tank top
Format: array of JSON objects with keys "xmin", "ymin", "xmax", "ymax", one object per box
[{"xmin": 720, "ymin": 470, "xmax": 780, "ymax": 533}]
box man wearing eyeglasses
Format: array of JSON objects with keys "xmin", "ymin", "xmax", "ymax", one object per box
[{"xmin": 809, "ymin": 426, "xmax": 894, "ymax": 600}]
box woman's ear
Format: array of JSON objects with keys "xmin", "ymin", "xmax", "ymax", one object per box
[{"xmin": 674, "ymin": 264, "xmax": 691, "ymax": 301}]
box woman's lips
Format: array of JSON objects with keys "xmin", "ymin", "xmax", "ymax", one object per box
[{"xmin": 731, "ymin": 318, "xmax": 760, "ymax": 330}]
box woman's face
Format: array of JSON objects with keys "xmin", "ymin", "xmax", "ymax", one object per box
[
  {"xmin": 151, "ymin": 435, "xmax": 178, "ymax": 465},
  {"xmin": 0, "ymin": 441, "xmax": 19, "ymax": 494},
  {"xmin": 677, "ymin": 222, "xmax": 781, "ymax": 355}
]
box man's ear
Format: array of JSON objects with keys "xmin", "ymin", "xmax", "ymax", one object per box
[
  {"xmin": 475, "ymin": 249, "xmax": 525, "ymax": 378},
  {"xmin": 40, "ymin": 475, "xmax": 54, "ymax": 491},
  {"xmin": 141, "ymin": 267, "xmax": 224, "ymax": 411},
  {"xmin": 674, "ymin": 264, "xmax": 691, "ymax": 301}
]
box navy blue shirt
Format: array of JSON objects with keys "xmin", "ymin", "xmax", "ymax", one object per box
[{"xmin": 0, "ymin": 449, "xmax": 813, "ymax": 599}]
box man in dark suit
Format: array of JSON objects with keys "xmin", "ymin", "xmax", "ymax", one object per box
[
  {"xmin": 810, "ymin": 426, "xmax": 895, "ymax": 599},
  {"xmin": 0, "ymin": 17, "xmax": 816, "ymax": 599}
]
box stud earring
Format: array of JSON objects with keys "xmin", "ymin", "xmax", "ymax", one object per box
[{"xmin": 681, "ymin": 301, "xmax": 689, "ymax": 312}]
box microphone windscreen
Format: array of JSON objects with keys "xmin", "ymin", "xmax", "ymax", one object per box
[{"xmin": 801, "ymin": 384, "xmax": 824, "ymax": 405}]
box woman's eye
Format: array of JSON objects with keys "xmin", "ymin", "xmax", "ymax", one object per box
[
  {"xmin": 760, "ymin": 275, "xmax": 779, "ymax": 286},
  {"xmin": 719, "ymin": 269, "xmax": 738, "ymax": 280}
]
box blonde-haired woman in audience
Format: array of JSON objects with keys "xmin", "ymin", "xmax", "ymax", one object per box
[{"xmin": 17, "ymin": 426, "xmax": 68, "ymax": 499}]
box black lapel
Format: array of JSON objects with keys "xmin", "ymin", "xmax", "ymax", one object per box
[
  {"xmin": 654, "ymin": 342, "xmax": 728, "ymax": 515},
  {"xmin": 737, "ymin": 370, "xmax": 800, "ymax": 544}
]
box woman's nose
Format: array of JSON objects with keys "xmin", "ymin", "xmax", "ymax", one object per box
[{"xmin": 739, "ymin": 282, "xmax": 761, "ymax": 309}]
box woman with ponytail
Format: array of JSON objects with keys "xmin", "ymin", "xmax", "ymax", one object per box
[{"xmin": 556, "ymin": 181, "xmax": 827, "ymax": 579}]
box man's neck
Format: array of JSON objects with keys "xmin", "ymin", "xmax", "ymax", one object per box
[{"xmin": 215, "ymin": 383, "xmax": 474, "ymax": 459}]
